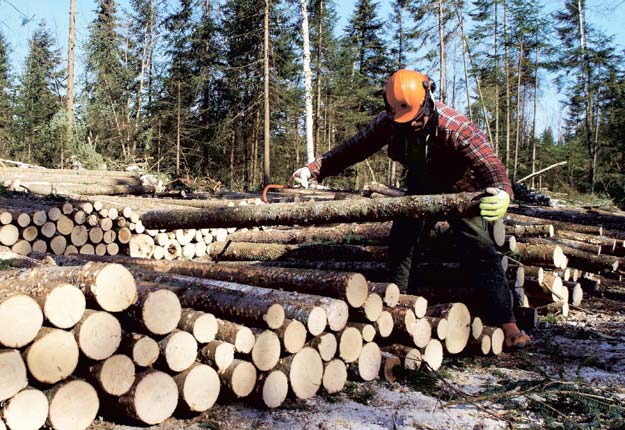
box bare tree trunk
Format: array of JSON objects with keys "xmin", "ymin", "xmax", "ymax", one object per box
[
  {"xmin": 458, "ymin": 11, "xmax": 471, "ymax": 120},
  {"xmin": 504, "ymin": 0, "xmax": 511, "ymax": 173},
  {"xmin": 300, "ymin": 0, "xmax": 315, "ymax": 164},
  {"xmin": 263, "ymin": 0, "xmax": 271, "ymax": 187},
  {"xmin": 576, "ymin": 0, "xmax": 594, "ymax": 190},
  {"xmin": 494, "ymin": 0, "xmax": 500, "ymax": 156},
  {"xmin": 513, "ymin": 41, "xmax": 523, "ymax": 181},
  {"xmin": 437, "ymin": 0, "xmax": 446, "ymax": 103},
  {"xmin": 531, "ymin": 44, "xmax": 538, "ymax": 189},
  {"xmin": 65, "ymin": 0, "xmax": 76, "ymax": 169},
  {"xmin": 176, "ymin": 81, "xmax": 181, "ymax": 176},
  {"xmin": 313, "ymin": 0, "xmax": 323, "ymax": 157}
]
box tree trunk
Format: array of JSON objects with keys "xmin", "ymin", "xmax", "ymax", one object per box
[
  {"xmin": 262, "ymin": 0, "xmax": 271, "ymax": 187},
  {"xmin": 141, "ymin": 191, "xmax": 483, "ymax": 230},
  {"xmin": 300, "ymin": 0, "xmax": 315, "ymax": 163}
]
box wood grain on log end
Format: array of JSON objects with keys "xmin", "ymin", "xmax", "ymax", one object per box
[
  {"xmin": 310, "ymin": 332, "xmax": 337, "ymax": 362},
  {"xmin": 0, "ymin": 294, "xmax": 43, "ymax": 348},
  {"xmin": 325, "ymin": 299, "xmax": 349, "ymax": 332},
  {"xmin": 90, "ymin": 354, "xmax": 135, "ymax": 396},
  {"xmin": 252, "ymin": 330, "xmax": 281, "ymax": 371},
  {"xmin": 75, "ymin": 310, "xmax": 122, "ymax": 361},
  {"xmin": 263, "ymin": 303, "xmax": 285, "ymax": 330},
  {"xmin": 278, "ymin": 319, "xmax": 307, "ymax": 354},
  {"xmin": 356, "ymin": 342, "xmax": 381, "ymax": 381},
  {"xmin": 421, "ymin": 338, "xmax": 444, "ymax": 371},
  {"xmin": 44, "ymin": 283, "xmax": 86, "ymax": 329},
  {"xmin": 141, "ymin": 289, "xmax": 182, "ymax": 336},
  {"xmin": 3, "ymin": 388, "xmax": 48, "ymax": 430},
  {"xmin": 0, "ymin": 350, "xmax": 27, "ymax": 402},
  {"xmin": 338, "ymin": 327, "xmax": 363, "ymax": 363},
  {"xmin": 90, "ymin": 263, "xmax": 137, "ymax": 312},
  {"xmin": 322, "ymin": 358, "xmax": 347, "ymax": 394},
  {"xmin": 26, "ymin": 328, "xmax": 79, "ymax": 384},
  {"xmin": 222, "ymin": 360, "xmax": 257, "ymax": 398},
  {"xmin": 260, "ymin": 370, "xmax": 288, "ymax": 408},
  {"xmin": 345, "ymin": 273, "xmax": 368, "ymax": 308},
  {"xmin": 362, "ymin": 293, "xmax": 383, "ymax": 322},
  {"xmin": 287, "ymin": 347, "xmax": 323, "ymax": 400},
  {"xmin": 411, "ymin": 318, "xmax": 432, "ymax": 348},
  {"xmin": 47, "ymin": 380, "xmax": 99, "ymax": 430},
  {"xmin": 125, "ymin": 334, "xmax": 159, "ymax": 367},
  {"xmin": 173, "ymin": 363, "xmax": 220, "ymax": 412},
  {"xmin": 119, "ymin": 370, "xmax": 177, "ymax": 425},
  {"xmin": 375, "ymin": 311, "xmax": 394, "ymax": 338},
  {"xmin": 200, "ymin": 341, "xmax": 235, "ymax": 373}
]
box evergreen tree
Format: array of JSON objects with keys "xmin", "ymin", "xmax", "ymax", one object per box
[
  {"xmin": 14, "ymin": 22, "xmax": 62, "ymax": 165},
  {"xmin": 0, "ymin": 31, "xmax": 13, "ymax": 156},
  {"xmin": 84, "ymin": 0, "xmax": 133, "ymax": 161}
]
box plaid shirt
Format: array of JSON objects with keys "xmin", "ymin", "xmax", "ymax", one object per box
[{"xmin": 308, "ymin": 101, "xmax": 513, "ymax": 197}]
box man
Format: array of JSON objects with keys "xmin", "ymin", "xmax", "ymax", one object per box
[{"xmin": 291, "ymin": 69, "xmax": 530, "ymax": 349}]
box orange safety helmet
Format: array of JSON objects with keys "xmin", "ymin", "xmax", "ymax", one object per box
[{"xmin": 384, "ymin": 69, "xmax": 434, "ymax": 123}]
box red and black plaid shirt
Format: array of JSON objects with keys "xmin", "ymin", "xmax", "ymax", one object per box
[{"xmin": 309, "ymin": 101, "xmax": 513, "ymax": 197}]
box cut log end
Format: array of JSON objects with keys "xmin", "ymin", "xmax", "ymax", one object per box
[
  {"xmin": 93, "ymin": 263, "xmax": 137, "ymax": 312},
  {"xmin": 322, "ymin": 359, "xmax": 347, "ymax": 394},
  {"xmin": 411, "ymin": 318, "xmax": 432, "ymax": 349},
  {"xmin": 375, "ymin": 311, "xmax": 394, "ymax": 338},
  {"xmin": 281, "ymin": 320, "xmax": 307, "ymax": 354},
  {"xmin": 121, "ymin": 371, "xmax": 178, "ymax": 425},
  {"xmin": 357, "ymin": 342, "xmax": 381, "ymax": 382},
  {"xmin": 3, "ymin": 388, "xmax": 48, "ymax": 430},
  {"xmin": 77, "ymin": 311, "xmax": 122, "ymax": 361},
  {"xmin": 263, "ymin": 304, "xmax": 285, "ymax": 330},
  {"xmin": 131, "ymin": 336, "xmax": 160, "ymax": 367},
  {"xmin": 306, "ymin": 306, "xmax": 327, "ymax": 336},
  {"xmin": 260, "ymin": 370, "xmax": 289, "ymax": 409},
  {"xmin": 346, "ymin": 273, "xmax": 369, "ymax": 308},
  {"xmin": 339, "ymin": 327, "xmax": 363, "ymax": 363},
  {"xmin": 201, "ymin": 341, "xmax": 235, "ymax": 373},
  {"xmin": 422, "ymin": 338, "xmax": 444, "ymax": 371},
  {"xmin": 288, "ymin": 347, "xmax": 323, "ymax": 400},
  {"xmin": 326, "ymin": 300, "xmax": 349, "ymax": 332},
  {"xmin": 161, "ymin": 331, "xmax": 198, "ymax": 372},
  {"xmin": 252, "ymin": 330, "xmax": 281, "ymax": 371},
  {"xmin": 47, "ymin": 380, "xmax": 99, "ymax": 430},
  {"xmin": 362, "ymin": 293, "xmax": 383, "ymax": 322},
  {"xmin": 0, "ymin": 294, "xmax": 43, "ymax": 348},
  {"xmin": 92, "ymin": 354, "xmax": 136, "ymax": 396},
  {"xmin": 45, "ymin": 283, "xmax": 86, "ymax": 329},
  {"xmin": 0, "ymin": 350, "xmax": 27, "ymax": 402},
  {"xmin": 27, "ymin": 329, "xmax": 79, "ymax": 384},
  {"xmin": 175, "ymin": 363, "xmax": 220, "ymax": 412},
  {"xmin": 143, "ymin": 289, "xmax": 182, "ymax": 336},
  {"xmin": 223, "ymin": 360, "xmax": 257, "ymax": 398},
  {"xmin": 312, "ymin": 332, "xmax": 337, "ymax": 362}
]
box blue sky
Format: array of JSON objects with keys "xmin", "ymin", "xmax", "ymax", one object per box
[{"xmin": 1, "ymin": 0, "xmax": 624, "ymax": 133}]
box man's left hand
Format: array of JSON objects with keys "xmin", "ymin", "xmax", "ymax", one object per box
[{"xmin": 479, "ymin": 187, "xmax": 510, "ymax": 221}]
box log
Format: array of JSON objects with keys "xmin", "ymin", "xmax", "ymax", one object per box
[
  {"xmin": 207, "ymin": 241, "xmax": 388, "ymax": 263},
  {"xmin": 0, "ymin": 225, "xmax": 18, "ymax": 246},
  {"xmin": 275, "ymin": 319, "xmax": 307, "ymax": 354},
  {"xmin": 220, "ymin": 359, "xmax": 257, "ymax": 398},
  {"xmin": 369, "ymin": 282, "xmax": 400, "ymax": 307},
  {"xmin": 426, "ymin": 317, "xmax": 449, "ymax": 341},
  {"xmin": 50, "ymin": 236, "xmax": 67, "ymax": 255},
  {"xmin": 471, "ymin": 317, "xmax": 483, "ymax": 340},
  {"xmin": 13, "ymin": 259, "xmax": 137, "ymax": 312},
  {"xmin": 481, "ymin": 327, "xmax": 504, "ymax": 355},
  {"xmin": 563, "ymin": 281, "xmax": 583, "ymax": 306},
  {"xmin": 381, "ymin": 344, "xmax": 422, "ymax": 370},
  {"xmin": 73, "ymin": 310, "xmax": 122, "ymax": 361},
  {"xmin": 215, "ymin": 319, "xmax": 255, "ymax": 354},
  {"xmin": 226, "ymin": 222, "xmax": 391, "ymax": 245},
  {"xmin": 2, "ymin": 388, "xmax": 48, "ymax": 430},
  {"xmin": 348, "ymin": 342, "xmax": 381, "ymax": 382},
  {"xmin": 17, "ymin": 182, "xmax": 156, "ymax": 196},
  {"xmin": 374, "ymin": 311, "xmax": 394, "ymax": 338},
  {"xmin": 347, "ymin": 322, "xmax": 376, "ymax": 343},
  {"xmin": 410, "ymin": 318, "xmax": 432, "ymax": 348},
  {"xmin": 88, "ymin": 354, "xmax": 135, "ymax": 396},
  {"xmin": 64, "ymin": 254, "xmax": 369, "ymax": 308},
  {"xmin": 309, "ymin": 332, "xmax": 337, "ymax": 362},
  {"xmin": 242, "ymin": 260, "xmax": 390, "ymax": 280},
  {"xmin": 277, "ymin": 347, "xmax": 323, "ymax": 400},
  {"xmin": 0, "ymin": 290, "xmax": 43, "ymax": 348},
  {"xmin": 117, "ymin": 370, "xmax": 178, "ymax": 425},
  {"xmin": 255, "ymin": 369, "xmax": 288, "ymax": 409},
  {"xmin": 158, "ymin": 330, "xmax": 198, "ymax": 372},
  {"xmin": 178, "ymin": 309, "xmax": 217, "ymax": 343},
  {"xmin": 172, "ymin": 363, "xmax": 220, "ymax": 413},
  {"xmin": 24, "ymin": 328, "xmax": 79, "ymax": 384},
  {"xmin": 199, "ymin": 341, "xmax": 235, "ymax": 373},
  {"xmin": 251, "ymin": 329, "xmax": 281, "ymax": 371},
  {"xmin": 0, "ymin": 350, "xmax": 27, "ymax": 402},
  {"xmin": 46, "ymin": 380, "xmax": 99, "ymax": 430},
  {"xmin": 322, "ymin": 359, "xmax": 348, "ymax": 394},
  {"xmin": 397, "ymin": 294, "xmax": 428, "ymax": 318},
  {"xmin": 426, "ymin": 303, "xmax": 471, "ymax": 354},
  {"xmin": 141, "ymin": 192, "xmax": 484, "ymax": 230},
  {"xmin": 337, "ymin": 327, "xmax": 363, "ymax": 363},
  {"xmin": 505, "ymin": 223, "xmax": 554, "ymax": 238},
  {"xmin": 119, "ymin": 333, "xmax": 159, "ymax": 368},
  {"xmin": 467, "ymin": 334, "xmax": 491, "ymax": 355},
  {"xmin": 352, "ymin": 293, "xmax": 383, "ymax": 322},
  {"xmin": 129, "ymin": 234, "xmax": 155, "ymax": 258},
  {"xmin": 386, "ymin": 307, "xmax": 416, "ymax": 337},
  {"xmin": 508, "ymin": 206, "xmax": 625, "ymax": 231},
  {"xmin": 125, "ymin": 286, "xmax": 182, "ymax": 336},
  {"xmin": 380, "ymin": 352, "xmax": 402, "ymax": 383},
  {"xmin": 420, "ymin": 338, "xmax": 444, "ymax": 371},
  {"xmin": 511, "ymin": 242, "xmax": 567, "ymax": 269}
]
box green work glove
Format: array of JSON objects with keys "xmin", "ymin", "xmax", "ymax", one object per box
[{"xmin": 479, "ymin": 187, "xmax": 510, "ymax": 221}]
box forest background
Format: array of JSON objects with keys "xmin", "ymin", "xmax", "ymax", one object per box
[{"xmin": 0, "ymin": 0, "xmax": 624, "ymax": 206}]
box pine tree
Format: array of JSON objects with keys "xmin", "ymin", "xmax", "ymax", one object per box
[
  {"xmin": 0, "ymin": 30, "xmax": 13, "ymax": 156},
  {"xmin": 14, "ymin": 22, "xmax": 62, "ymax": 165}
]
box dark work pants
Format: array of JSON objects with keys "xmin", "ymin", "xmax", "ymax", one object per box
[{"xmin": 389, "ymin": 216, "xmax": 515, "ymax": 326}]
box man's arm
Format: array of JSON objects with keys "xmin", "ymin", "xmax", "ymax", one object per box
[{"xmin": 308, "ymin": 111, "xmax": 394, "ymax": 181}]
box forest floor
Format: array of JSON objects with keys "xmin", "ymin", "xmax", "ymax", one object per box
[{"xmin": 92, "ymin": 294, "xmax": 625, "ymax": 430}]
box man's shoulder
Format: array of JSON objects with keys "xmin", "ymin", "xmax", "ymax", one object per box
[{"xmin": 434, "ymin": 101, "xmax": 468, "ymax": 124}]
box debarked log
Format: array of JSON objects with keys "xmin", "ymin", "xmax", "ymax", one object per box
[{"xmin": 141, "ymin": 192, "xmax": 484, "ymax": 230}]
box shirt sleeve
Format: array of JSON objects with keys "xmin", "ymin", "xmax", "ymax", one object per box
[
  {"xmin": 308, "ymin": 111, "xmax": 393, "ymax": 182},
  {"xmin": 441, "ymin": 105, "xmax": 514, "ymax": 198}
]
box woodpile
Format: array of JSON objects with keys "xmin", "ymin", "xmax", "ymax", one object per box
[{"xmin": 0, "ymin": 170, "xmax": 624, "ymax": 427}]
